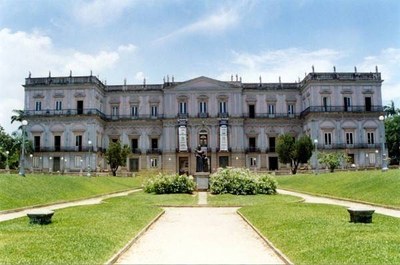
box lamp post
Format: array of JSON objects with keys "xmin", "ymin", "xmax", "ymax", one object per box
[
  {"xmin": 49, "ymin": 156, "xmax": 53, "ymax": 173},
  {"xmin": 379, "ymin": 115, "xmax": 388, "ymax": 171},
  {"xmin": 19, "ymin": 120, "xmax": 28, "ymax": 177},
  {"xmin": 87, "ymin": 140, "xmax": 92, "ymax": 177},
  {"xmin": 314, "ymin": 139, "xmax": 319, "ymax": 175},
  {"xmin": 5, "ymin": 150, "xmax": 9, "ymax": 174},
  {"xmin": 29, "ymin": 154, "xmax": 33, "ymax": 173},
  {"xmin": 80, "ymin": 159, "xmax": 83, "ymax": 176},
  {"xmin": 375, "ymin": 150, "xmax": 378, "ymax": 169}
]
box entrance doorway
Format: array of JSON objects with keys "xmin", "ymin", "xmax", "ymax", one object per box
[
  {"xmin": 269, "ymin": 157, "xmax": 278, "ymax": 170},
  {"xmin": 129, "ymin": 158, "xmax": 139, "ymax": 172},
  {"xmin": 179, "ymin": 157, "xmax": 189, "ymax": 175},
  {"xmin": 53, "ymin": 157, "xmax": 61, "ymax": 172}
]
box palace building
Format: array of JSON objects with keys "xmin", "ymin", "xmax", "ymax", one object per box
[{"xmin": 22, "ymin": 68, "xmax": 385, "ymax": 174}]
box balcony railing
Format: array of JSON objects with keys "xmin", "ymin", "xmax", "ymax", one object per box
[
  {"xmin": 146, "ymin": 148, "xmax": 162, "ymax": 155},
  {"xmin": 245, "ymin": 147, "xmax": 261, "ymax": 153},
  {"xmin": 300, "ymin": 105, "xmax": 383, "ymax": 117},
  {"xmin": 131, "ymin": 148, "xmax": 142, "ymax": 154},
  {"xmin": 216, "ymin": 147, "xmax": 232, "ymax": 152},
  {"xmin": 33, "ymin": 146, "xmax": 102, "ymax": 152},
  {"xmin": 316, "ymin": 143, "xmax": 383, "ymax": 150},
  {"xmin": 176, "ymin": 147, "xmax": 192, "ymax": 153},
  {"xmin": 243, "ymin": 113, "xmax": 298, "ymax": 119},
  {"xmin": 265, "ymin": 147, "xmax": 276, "ymax": 153}
]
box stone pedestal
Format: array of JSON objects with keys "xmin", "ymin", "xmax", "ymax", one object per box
[{"xmin": 194, "ymin": 172, "xmax": 210, "ymax": 191}]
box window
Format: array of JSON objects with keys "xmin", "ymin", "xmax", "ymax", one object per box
[
  {"xmin": 34, "ymin": 136, "xmax": 41, "ymax": 152},
  {"xmin": 219, "ymin": 101, "xmax": 227, "ymax": 114},
  {"xmin": 249, "ymin": 137, "xmax": 256, "ymax": 148},
  {"xmin": 33, "ymin": 157, "xmax": 40, "ymax": 168},
  {"xmin": 150, "ymin": 158, "xmax": 158, "ymax": 168},
  {"xmin": 131, "ymin": 138, "xmax": 138, "ymax": 152},
  {"xmin": 77, "ymin": 100, "xmax": 83, "ymax": 114},
  {"xmin": 75, "ymin": 156, "xmax": 82, "ymax": 167},
  {"xmin": 344, "ymin": 97, "xmax": 351, "ymax": 111},
  {"xmin": 365, "ymin": 97, "xmax": 372, "ymax": 111},
  {"xmin": 287, "ymin": 104, "xmax": 294, "ymax": 115},
  {"xmin": 75, "ymin": 135, "xmax": 82, "ymax": 151},
  {"xmin": 151, "ymin": 105, "xmax": 158, "ymax": 117},
  {"xmin": 322, "ymin": 97, "xmax": 330, "ymax": 111},
  {"xmin": 131, "ymin": 106, "xmax": 138, "ymax": 117},
  {"xmin": 55, "ymin": 101, "xmax": 62, "ymax": 111},
  {"xmin": 199, "ymin": 101, "xmax": 207, "ymax": 113},
  {"xmin": 249, "ymin": 105, "xmax": 255, "ymax": 118},
  {"xmin": 199, "ymin": 130, "xmax": 208, "ymax": 147},
  {"xmin": 268, "ymin": 104, "xmax": 275, "ymax": 114},
  {"xmin": 368, "ymin": 153, "xmax": 376, "ymax": 164},
  {"xmin": 35, "ymin": 101, "xmax": 42, "ymax": 111},
  {"xmin": 324, "ymin": 133, "xmax": 332, "ymax": 145},
  {"xmin": 151, "ymin": 138, "xmax": 158, "ymax": 149},
  {"xmin": 250, "ymin": 157, "xmax": 257, "ymax": 167},
  {"xmin": 367, "ymin": 132, "xmax": 375, "ymax": 144},
  {"xmin": 346, "ymin": 132, "xmax": 354, "ymax": 145},
  {"xmin": 54, "ymin": 136, "xmax": 61, "ymax": 151},
  {"xmin": 269, "ymin": 137, "xmax": 276, "ymax": 152},
  {"xmin": 112, "ymin": 106, "xmax": 119, "ymax": 117},
  {"xmin": 179, "ymin": 102, "xmax": 187, "ymax": 114}
]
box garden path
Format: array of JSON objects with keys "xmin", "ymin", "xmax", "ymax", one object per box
[
  {"xmin": 115, "ymin": 207, "xmax": 286, "ymax": 264},
  {"xmin": 0, "ymin": 189, "xmax": 140, "ymax": 223},
  {"xmin": 198, "ymin": 191, "xmax": 207, "ymax": 205},
  {"xmin": 278, "ymin": 189, "xmax": 400, "ymax": 218}
]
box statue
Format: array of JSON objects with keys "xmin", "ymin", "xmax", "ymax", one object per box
[{"xmin": 195, "ymin": 145, "xmax": 208, "ymax": 172}]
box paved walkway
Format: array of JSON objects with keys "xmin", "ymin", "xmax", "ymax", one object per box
[
  {"xmin": 0, "ymin": 189, "xmax": 139, "ymax": 223},
  {"xmin": 115, "ymin": 207, "xmax": 286, "ymax": 264},
  {"xmin": 198, "ymin": 191, "xmax": 207, "ymax": 205},
  {"xmin": 278, "ymin": 189, "xmax": 400, "ymax": 218}
]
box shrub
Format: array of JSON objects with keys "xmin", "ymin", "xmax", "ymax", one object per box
[
  {"xmin": 143, "ymin": 173, "xmax": 196, "ymax": 194},
  {"xmin": 209, "ymin": 167, "xmax": 277, "ymax": 195}
]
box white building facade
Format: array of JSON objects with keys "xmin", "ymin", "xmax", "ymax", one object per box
[{"xmin": 22, "ymin": 69, "xmax": 385, "ymax": 174}]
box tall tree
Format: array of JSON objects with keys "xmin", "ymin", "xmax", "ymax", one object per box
[
  {"xmin": 105, "ymin": 141, "xmax": 130, "ymax": 176},
  {"xmin": 276, "ymin": 134, "xmax": 314, "ymax": 174},
  {"xmin": 384, "ymin": 114, "xmax": 400, "ymax": 165},
  {"xmin": 383, "ymin": 101, "xmax": 398, "ymax": 117}
]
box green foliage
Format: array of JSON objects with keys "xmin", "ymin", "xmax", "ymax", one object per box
[
  {"xmin": 278, "ymin": 170, "xmax": 400, "ymax": 208},
  {"xmin": 143, "ymin": 173, "xmax": 196, "ymax": 194},
  {"xmin": 209, "ymin": 167, "xmax": 277, "ymax": 195},
  {"xmin": 384, "ymin": 114, "xmax": 400, "ymax": 165},
  {"xmin": 276, "ymin": 134, "xmax": 314, "ymax": 174},
  {"xmin": 105, "ymin": 141, "xmax": 130, "ymax": 176},
  {"xmin": 0, "ymin": 174, "xmax": 144, "ymax": 211},
  {"xmin": 318, "ymin": 151, "xmax": 350, "ymax": 172}
]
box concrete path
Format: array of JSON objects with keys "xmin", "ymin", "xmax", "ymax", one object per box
[
  {"xmin": 198, "ymin": 191, "xmax": 207, "ymax": 205},
  {"xmin": 278, "ymin": 189, "xmax": 400, "ymax": 218},
  {"xmin": 115, "ymin": 207, "xmax": 286, "ymax": 264},
  {"xmin": 0, "ymin": 189, "xmax": 140, "ymax": 223}
]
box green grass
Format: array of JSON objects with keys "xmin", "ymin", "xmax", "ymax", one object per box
[
  {"xmin": 210, "ymin": 194, "xmax": 400, "ymax": 264},
  {"xmin": 277, "ymin": 170, "xmax": 400, "ymax": 208},
  {"xmin": 0, "ymin": 191, "xmax": 196, "ymax": 264},
  {"xmin": 0, "ymin": 174, "xmax": 146, "ymax": 211}
]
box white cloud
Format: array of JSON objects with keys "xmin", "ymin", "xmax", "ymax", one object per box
[
  {"xmin": 0, "ymin": 28, "xmax": 134, "ymax": 133},
  {"xmin": 154, "ymin": 2, "xmax": 245, "ymax": 43},
  {"xmin": 73, "ymin": 0, "xmax": 133, "ymax": 26},
  {"xmin": 217, "ymin": 48, "xmax": 343, "ymax": 82},
  {"xmin": 134, "ymin": 71, "xmax": 145, "ymax": 82},
  {"xmin": 118, "ymin": 44, "xmax": 137, "ymax": 53}
]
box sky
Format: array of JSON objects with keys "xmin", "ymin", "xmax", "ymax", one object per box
[{"xmin": 0, "ymin": 0, "xmax": 399, "ymax": 134}]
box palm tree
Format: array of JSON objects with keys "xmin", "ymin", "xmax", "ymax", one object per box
[
  {"xmin": 383, "ymin": 101, "xmax": 397, "ymax": 117},
  {"xmin": 10, "ymin": 109, "xmax": 24, "ymax": 130}
]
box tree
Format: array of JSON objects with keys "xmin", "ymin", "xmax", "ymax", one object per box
[
  {"xmin": 11, "ymin": 109, "xmax": 24, "ymax": 129},
  {"xmin": 384, "ymin": 113, "xmax": 400, "ymax": 165},
  {"xmin": 276, "ymin": 134, "xmax": 314, "ymax": 174},
  {"xmin": 318, "ymin": 152, "xmax": 350, "ymax": 172},
  {"xmin": 105, "ymin": 141, "xmax": 130, "ymax": 176},
  {"xmin": 383, "ymin": 101, "xmax": 398, "ymax": 117}
]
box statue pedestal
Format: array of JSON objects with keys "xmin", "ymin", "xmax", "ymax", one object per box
[{"xmin": 194, "ymin": 172, "xmax": 209, "ymax": 191}]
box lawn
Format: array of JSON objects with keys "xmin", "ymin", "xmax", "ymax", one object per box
[
  {"xmin": 0, "ymin": 191, "xmax": 197, "ymax": 264},
  {"xmin": 211, "ymin": 194, "xmax": 400, "ymax": 264},
  {"xmin": 0, "ymin": 174, "xmax": 146, "ymax": 211},
  {"xmin": 276, "ymin": 170, "xmax": 400, "ymax": 208}
]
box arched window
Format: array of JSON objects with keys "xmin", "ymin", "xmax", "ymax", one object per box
[{"xmin": 199, "ymin": 129, "xmax": 208, "ymax": 147}]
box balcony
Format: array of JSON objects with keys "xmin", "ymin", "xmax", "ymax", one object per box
[
  {"xmin": 33, "ymin": 146, "xmax": 100, "ymax": 152},
  {"xmin": 198, "ymin": 112, "xmax": 209, "ymax": 118},
  {"xmin": 177, "ymin": 113, "xmax": 189, "ymax": 119},
  {"xmin": 300, "ymin": 105, "xmax": 383, "ymax": 117},
  {"xmin": 218, "ymin": 112, "xmax": 229, "ymax": 118},
  {"xmin": 146, "ymin": 148, "xmax": 162, "ymax": 155},
  {"xmin": 316, "ymin": 143, "xmax": 383, "ymax": 150},
  {"xmin": 131, "ymin": 148, "xmax": 142, "ymax": 154},
  {"xmin": 243, "ymin": 113, "xmax": 298, "ymax": 119},
  {"xmin": 245, "ymin": 147, "xmax": 261, "ymax": 153},
  {"xmin": 216, "ymin": 147, "xmax": 231, "ymax": 152},
  {"xmin": 265, "ymin": 147, "xmax": 276, "ymax": 153},
  {"xmin": 176, "ymin": 147, "xmax": 192, "ymax": 153}
]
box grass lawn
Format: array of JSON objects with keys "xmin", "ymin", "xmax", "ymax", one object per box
[
  {"xmin": 277, "ymin": 170, "xmax": 400, "ymax": 208},
  {"xmin": 211, "ymin": 194, "xmax": 400, "ymax": 264},
  {"xmin": 0, "ymin": 191, "xmax": 197, "ymax": 264},
  {"xmin": 0, "ymin": 174, "xmax": 146, "ymax": 211}
]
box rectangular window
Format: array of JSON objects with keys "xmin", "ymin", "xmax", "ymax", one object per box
[
  {"xmin": 249, "ymin": 137, "xmax": 256, "ymax": 148},
  {"xmin": 75, "ymin": 156, "xmax": 82, "ymax": 167},
  {"xmin": 367, "ymin": 132, "xmax": 375, "ymax": 144},
  {"xmin": 324, "ymin": 133, "xmax": 332, "ymax": 145},
  {"xmin": 269, "ymin": 137, "xmax": 276, "ymax": 152},
  {"xmin": 365, "ymin": 97, "xmax": 372, "ymax": 111},
  {"xmin": 35, "ymin": 101, "xmax": 42, "ymax": 111},
  {"xmin": 55, "ymin": 101, "xmax": 62, "ymax": 111},
  {"xmin": 344, "ymin": 97, "xmax": 351, "ymax": 111},
  {"xmin": 75, "ymin": 135, "xmax": 82, "ymax": 151},
  {"xmin": 151, "ymin": 106, "xmax": 158, "ymax": 117},
  {"xmin": 77, "ymin": 100, "xmax": 83, "ymax": 114},
  {"xmin": 287, "ymin": 104, "xmax": 294, "ymax": 115},
  {"xmin": 199, "ymin": 102, "xmax": 207, "ymax": 113},
  {"xmin": 179, "ymin": 102, "xmax": 187, "ymax": 114},
  {"xmin": 150, "ymin": 158, "xmax": 158, "ymax": 168},
  {"xmin": 54, "ymin": 135, "xmax": 61, "ymax": 151},
  {"xmin": 250, "ymin": 157, "xmax": 257, "ymax": 167},
  {"xmin": 369, "ymin": 153, "xmax": 376, "ymax": 164},
  {"xmin": 249, "ymin": 105, "xmax": 255, "ymax": 118},
  {"xmin": 219, "ymin": 101, "xmax": 227, "ymax": 113},
  {"xmin": 131, "ymin": 106, "xmax": 138, "ymax": 117},
  {"xmin": 34, "ymin": 136, "xmax": 41, "ymax": 152},
  {"xmin": 33, "ymin": 157, "xmax": 40, "ymax": 168},
  {"xmin": 346, "ymin": 132, "xmax": 354, "ymax": 145},
  {"xmin": 112, "ymin": 106, "xmax": 119, "ymax": 117},
  {"xmin": 268, "ymin": 104, "xmax": 275, "ymax": 114},
  {"xmin": 322, "ymin": 97, "xmax": 330, "ymax": 111},
  {"xmin": 131, "ymin": 138, "xmax": 138, "ymax": 152},
  {"xmin": 151, "ymin": 138, "xmax": 158, "ymax": 149}
]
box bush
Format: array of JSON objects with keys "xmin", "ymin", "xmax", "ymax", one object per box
[
  {"xmin": 209, "ymin": 168, "xmax": 277, "ymax": 195},
  {"xmin": 143, "ymin": 173, "xmax": 196, "ymax": 194}
]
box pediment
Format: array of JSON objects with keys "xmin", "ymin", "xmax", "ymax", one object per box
[{"xmin": 170, "ymin": 76, "xmax": 240, "ymax": 91}]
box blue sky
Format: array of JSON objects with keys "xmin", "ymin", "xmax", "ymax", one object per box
[{"xmin": 0, "ymin": 0, "xmax": 399, "ymax": 133}]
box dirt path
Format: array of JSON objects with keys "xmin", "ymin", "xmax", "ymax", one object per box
[{"xmin": 115, "ymin": 207, "xmax": 286, "ymax": 264}]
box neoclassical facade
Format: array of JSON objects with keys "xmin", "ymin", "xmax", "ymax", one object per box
[{"xmin": 22, "ymin": 69, "xmax": 385, "ymax": 174}]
